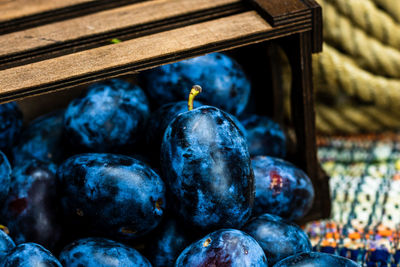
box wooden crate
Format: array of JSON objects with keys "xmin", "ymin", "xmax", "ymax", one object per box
[{"xmin": 0, "ymin": 0, "xmax": 330, "ymax": 222}]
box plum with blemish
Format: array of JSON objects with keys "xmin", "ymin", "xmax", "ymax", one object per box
[
  {"xmin": 64, "ymin": 79, "xmax": 150, "ymax": 152},
  {"xmin": 57, "ymin": 153, "xmax": 166, "ymax": 241},
  {"xmin": 0, "ymin": 151, "xmax": 11, "ymax": 203},
  {"xmin": 273, "ymin": 252, "xmax": 361, "ymax": 267},
  {"xmin": 59, "ymin": 237, "xmax": 151, "ymax": 267},
  {"xmin": 0, "ymin": 102, "xmax": 23, "ymax": 152},
  {"xmin": 161, "ymin": 88, "xmax": 254, "ymax": 231},
  {"xmin": 242, "ymin": 213, "xmax": 312, "ymax": 265},
  {"xmin": 252, "ymin": 156, "xmax": 314, "ymax": 221},
  {"xmin": 0, "ymin": 230, "xmax": 15, "ymax": 263},
  {"xmin": 2, "ymin": 243, "xmax": 62, "ymax": 267},
  {"xmin": 175, "ymin": 229, "xmax": 268, "ymax": 267},
  {"xmin": 12, "ymin": 110, "xmax": 67, "ymax": 166},
  {"xmin": 142, "ymin": 53, "xmax": 251, "ymax": 115},
  {"xmin": 240, "ymin": 114, "xmax": 286, "ymax": 157},
  {"xmin": 0, "ymin": 161, "xmax": 62, "ymax": 250}
]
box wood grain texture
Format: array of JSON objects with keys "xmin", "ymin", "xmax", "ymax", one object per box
[
  {"xmin": 246, "ymin": 0, "xmax": 310, "ymax": 26},
  {"xmin": 0, "ymin": 11, "xmax": 314, "ymax": 103},
  {"xmin": 0, "ymin": 0, "xmax": 148, "ymax": 35},
  {"xmin": 0, "ymin": 0, "xmax": 93, "ymax": 22},
  {"xmin": 0, "ymin": 0, "xmax": 242, "ymax": 67}
]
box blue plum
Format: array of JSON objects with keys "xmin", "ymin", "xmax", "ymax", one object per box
[
  {"xmin": 145, "ymin": 217, "xmax": 193, "ymax": 266},
  {"xmin": 146, "ymin": 100, "xmax": 245, "ymax": 167},
  {"xmin": 242, "ymin": 213, "xmax": 311, "ymax": 265},
  {"xmin": 1, "ymin": 161, "xmax": 62, "ymax": 249},
  {"xmin": 145, "ymin": 100, "xmax": 202, "ymax": 165},
  {"xmin": 0, "ymin": 230, "xmax": 15, "ymax": 263},
  {"xmin": 12, "ymin": 110, "xmax": 67, "ymax": 166},
  {"xmin": 57, "ymin": 153, "xmax": 166, "ymax": 240},
  {"xmin": 175, "ymin": 229, "xmax": 268, "ymax": 267},
  {"xmin": 59, "ymin": 237, "xmax": 151, "ymax": 267},
  {"xmin": 161, "ymin": 106, "xmax": 254, "ymax": 231},
  {"xmin": 240, "ymin": 114, "xmax": 286, "ymax": 157},
  {"xmin": 64, "ymin": 79, "xmax": 150, "ymax": 152},
  {"xmin": 2, "ymin": 243, "xmax": 62, "ymax": 267},
  {"xmin": 0, "ymin": 102, "xmax": 23, "ymax": 151},
  {"xmin": 252, "ymin": 156, "xmax": 314, "ymax": 221},
  {"xmin": 142, "ymin": 53, "xmax": 251, "ymax": 115},
  {"xmin": 273, "ymin": 252, "xmax": 361, "ymax": 267},
  {"xmin": 0, "ymin": 151, "xmax": 11, "ymax": 203}
]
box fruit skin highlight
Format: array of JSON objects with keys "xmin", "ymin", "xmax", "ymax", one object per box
[
  {"xmin": 59, "ymin": 237, "xmax": 151, "ymax": 267},
  {"xmin": 242, "ymin": 213, "xmax": 312, "ymax": 266},
  {"xmin": 12, "ymin": 110, "xmax": 67, "ymax": 166},
  {"xmin": 0, "ymin": 102, "xmax": 23, "ymax": 152},
  {"xmin": 1, "ymin": 161, "xmax": 62, "ymax": 250},
  {"xmin": 175, "ymin": 229, "xmax": 268, "ymax": 267},
  {"xmin": 273, "ymin": 252, "xmax": 361, "ymax": 267},
  {"xmin": 0, "ymin": 230, "xmax": 15, "ymax": 262},
  {"xmin": 161, "ymin": 104, "xmax": 254, "ymax": 231},
  {"xmin": 57, "ymin": 153, "xmax": 166, "ymax": 241},
  {"xmin": 2, "ymin": 242, "xmax": 62, "ymax": 267},
  {"xmin": 142, "ymin": 53, "xmax": 251, "ymax": 115},
  {"xmin": 251, "ymin": 156, "xmax": 314, "ymax": 221},
  {"xmin": 63, "ymin": 79, "xmax": 150, "ymax": 152}
]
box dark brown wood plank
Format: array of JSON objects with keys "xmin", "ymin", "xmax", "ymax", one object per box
[
  {"xmin": 282, "ymin": 32, "xmax": 331, "ymax": 221},
  {"xmin": 246, "ymin": 0, "xmax": 309, "ymax": 26},
  {"xmin": 0, "ymin": 0, "xmax": 147, "ymax": 35},
  {"xmin": 0, "ymin": 0, "xmax": 244, "ymax": 69},
  {"xmin": 0, "ymin": 11, "xmax": 312, "ymax": 103},
  {"xmin": 301, "ymin": 0, "xmax": 322, "ymax": 52}
]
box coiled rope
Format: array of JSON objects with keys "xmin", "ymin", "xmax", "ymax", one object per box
[{"xmin": 283, "ymin": 0, "xmax": 400, "ymax": 134}]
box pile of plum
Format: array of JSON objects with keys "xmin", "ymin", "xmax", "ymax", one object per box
[{"xmin": 0, "ymin": 53, "xmax": 359, "ymax": 266}]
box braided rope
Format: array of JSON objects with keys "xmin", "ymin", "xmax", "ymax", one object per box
[
  {"xmin": 324, "ymin": 0, "xmax": 400, "ymax": 49},
  {"xmin": 321, "ymin": 0, "xmax": 400, "ymax": 78},
  {"xmin": 313, "ymin": 43, "xmax": 400, "ymax": 111},
  {"xmin": 371, "ymin": 0, "xmax": 400, "ymax": 23}
]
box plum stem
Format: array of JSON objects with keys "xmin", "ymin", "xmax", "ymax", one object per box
[{"xmin": 188, "ymin": 85, "xmax": 202, "ymax": 111}]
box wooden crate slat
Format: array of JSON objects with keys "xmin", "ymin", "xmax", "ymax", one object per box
[
  {"xmin": 246, "ymin": 0, "xmax": 309, "ymax": 26},
  {"xmin": 0, "ymin": 11, "xmax": 313, "ymax": 103},
  {"xmin": 0, "ymin": 0, "xmax": 243, "ymax": 68},
  {"xmin": 0, "ymin": 0, "xmax": 94, "ymax": 22}
]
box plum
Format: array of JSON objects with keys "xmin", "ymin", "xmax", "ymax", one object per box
[
  {"xmin": 161, "ymin": 103, "xmax": 254, "ymax": 231},
  {"xmin": 142, "ymin": 53, "xmax": 251, "ymax": 115},
  {"xmin": 144, "ymin": 217, "xmax": 194, "ymax": 266},
  {"xmin": 59, "ymin": 237, "xmax": 151, "ymax": 267},
  {"xmin": 240, "ymin": 114, "xmax": 286, "ymax": 158},
  {"xmin": 242, "ymin": 213, "xmax": 311, "ymax": 265},
  {"xmin": 2, "ymin": 243, "xmax": 62, "ymax": 267},
  {"xmin": 57, "ymin": 153, "xmax": 166, "ymax": 240},
  {"xmin": 0, "ymin": 102, "xmax": 23, "ymax": 152},
  {"xmin": 176, "ymin": 229, "xmax": 268, "ymax": 267},
  {"xmin": 0, "ymin": 151, "xmax": 11, "ymax": 203},
  {"xmin": 64, "ymin": 79, "xmax": 150, "ymax": 152},
  {"xmin": 273, "ymin": 252, "xmax": 361, "ymax": 267},
  {"xmin": 145, "ymin": 100, "xmax": 202, "ymax": 165},
  {"xmin": 12, "ymin": 110, "xmax": 67, "ymax": 166},
  {"xmin": 0, "ymin": 230, "xmax": 15, "ymax": 263},
  {"xmin": 252, "ymin": 156, "xmax": 314, "ymax": 221},
  {"xmin": 146, "ymin": 100, "xmax": 245, "ymax": 167},
  {"xmin": 1, "ymin": 161, "xmax": 62, "ymax": 250}
]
